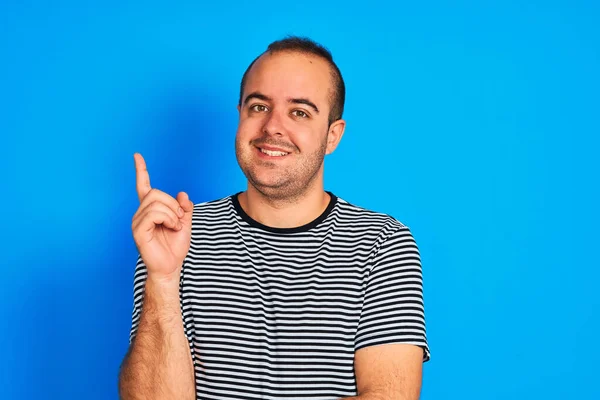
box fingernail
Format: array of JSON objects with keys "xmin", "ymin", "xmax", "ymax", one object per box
[{"xmin": 178, "ymin": 207, "xmax": 184, "ymax": 217}]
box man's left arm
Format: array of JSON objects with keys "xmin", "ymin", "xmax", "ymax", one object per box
[
  {"xmin": 341, "ymin": 225, "xmax": 430, "ymax": 400},
  {"xmin": 340, "ymin": 343, "xmax": 424, "ymax": 400}
]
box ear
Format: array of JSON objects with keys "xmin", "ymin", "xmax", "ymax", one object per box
[
  {"xmin": 237, "ymin": 104, "xmax": 241, "ymax": 113},
  {"xmin": 325, "ymin": 119, "xmax": 346, "ymax": 155}
]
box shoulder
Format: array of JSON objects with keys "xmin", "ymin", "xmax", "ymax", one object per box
[
  {"xmin": 191, "ymin": 193, "xmax": 237, "ymax": 221},
  {"xmin": 333, "ymin": 195, "xmax": 410, "ymax": 235},
  {"xmin": 330, "ymin": 195, "xmax": 417, "ymax": 255},
  {"xmin": 192, "ymin": 193, "xmax": 235, "ymax": 211}
]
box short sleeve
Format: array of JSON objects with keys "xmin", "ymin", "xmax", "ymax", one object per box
[
  {"xmin": 355, "ymin": 226, "xmax": 431, "ymax": 362},
  {"xmin": 128, "ymin": 255, "xmax": 148, "ymax": 344}
]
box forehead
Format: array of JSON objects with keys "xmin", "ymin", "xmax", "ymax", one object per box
[{"xmin": 244, "ymin": 51, "xmax": 332, "ymax": 105}]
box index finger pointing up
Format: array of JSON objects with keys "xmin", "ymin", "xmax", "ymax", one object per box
[{"xmin": 134, "ymin": 153, "xmax": 152, "ymax": 202}]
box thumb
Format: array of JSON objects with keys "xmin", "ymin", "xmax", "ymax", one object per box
[{"xmin": 177, "ymin": 191, "xmax": 194, "ymax": 213}]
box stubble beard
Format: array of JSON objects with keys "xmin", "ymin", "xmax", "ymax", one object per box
[{"xmin": 235, "ymin": 138, "xmax": 328, "ymax": 202}]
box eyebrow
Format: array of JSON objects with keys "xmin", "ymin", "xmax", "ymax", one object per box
[
  {"xmin": 244, "ymin": 92, "xmax": 271, "ymax": 105},
  {"xmin": 244, "ymin": 91, "xmax": 320, "ymax": 114},
  {"xmin": 290, "ymin": 98, "xmax": 319, "ymax": 114}
]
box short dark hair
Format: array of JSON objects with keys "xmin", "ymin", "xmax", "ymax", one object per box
[{"xmin": 238, "ymin": 36, "xmax": 345, "ymax": 125}]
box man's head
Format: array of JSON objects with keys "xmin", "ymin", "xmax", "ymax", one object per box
[
  {"xmin": 239, "ymin": 37, "xmax": 345, "ymax": 126},
  {"xmin": 235, "ymin": 36, "xmax": 347, "ymax": 201}
]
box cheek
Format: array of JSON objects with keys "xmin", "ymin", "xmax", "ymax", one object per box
[
  {"xmin": 235, "ymin": 121, "xmax": 254, "ymax": 144},
  {"xmin": 236, "ymin": 116, "xmax": 264, "ymax": 140},
  {"xmin": 296, "ymin": 127, "xmax": 329, "ymax": 152}
]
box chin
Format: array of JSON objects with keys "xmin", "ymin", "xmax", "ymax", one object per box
[
  {"xmin": 246, "ymin": 172, "xmax": 300, "ymax": 199},
  {"xmin": 249, "ymin": 172, "xmax": 288, "ymax": 191}
]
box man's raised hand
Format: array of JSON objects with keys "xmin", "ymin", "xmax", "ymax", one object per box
[{"xmin": 131, "ymin": 153, "xmax": 193, "ymax": 284}]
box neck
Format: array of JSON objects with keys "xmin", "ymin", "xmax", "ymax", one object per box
[{"xmin": 238, "ymin": 184, "xmax": 331, "ymax": 229}]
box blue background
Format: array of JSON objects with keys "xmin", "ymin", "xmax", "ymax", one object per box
[{"xmin": 1, "ymin": 1, "xmax": 599, "ymax": 399}]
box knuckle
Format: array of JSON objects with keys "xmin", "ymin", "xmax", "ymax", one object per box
[
  {"xmin": 132, "ymin": 208, "xmax": 142, "ymax": 221},
  {"xmin": 146, "ymin": 208, "xmax": 159, "ymax": 217},
  {"xmin": 142, "ymin": 188, "xmax": 156, "ymax": 202}
]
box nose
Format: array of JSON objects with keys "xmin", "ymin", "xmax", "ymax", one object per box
[{"xmin": 262, "ymin": 108, "xmax": 286, "ymax": 137}]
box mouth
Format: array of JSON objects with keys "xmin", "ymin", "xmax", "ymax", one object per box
[{"xmin": 255, "ymin": 146, "xmax": 291, "ymax": 158}]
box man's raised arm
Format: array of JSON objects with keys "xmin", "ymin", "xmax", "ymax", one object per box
[{"xmin": 118, "ymin": 153, "xmax": 196, "ymax": 400}]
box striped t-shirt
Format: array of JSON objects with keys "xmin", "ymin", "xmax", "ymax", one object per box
[{"xmin": 129, "ymin": 192, "xmax": 430, "ymax": 399}]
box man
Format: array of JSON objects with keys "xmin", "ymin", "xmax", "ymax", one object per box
[{"xmin": 118, "ymin": 36, "xmax": 430, "ymax": 400}]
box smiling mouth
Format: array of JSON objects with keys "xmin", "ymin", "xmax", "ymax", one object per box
[{"xmin": 258, "ymin": 147, "xmax": 290, "ymax": 157}]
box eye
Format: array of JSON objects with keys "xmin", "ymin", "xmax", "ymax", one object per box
[
  {"xmin": 250, "ymin": 104, "xmax": 269, "ymax": 113},
  {"xmin": 291, "ymin": 109, "xmax": 309, "ymax": 119}
]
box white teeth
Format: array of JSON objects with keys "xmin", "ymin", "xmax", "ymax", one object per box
[{"xmin": 260, "ymin": 148, "xmax": 288, "ymax": 157}]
